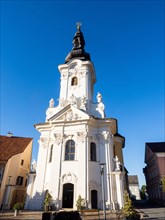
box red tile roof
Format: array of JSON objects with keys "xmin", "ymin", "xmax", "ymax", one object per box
[{"xmin": 0, "ymin": 135, "xmax": 33, "ymax": 165}]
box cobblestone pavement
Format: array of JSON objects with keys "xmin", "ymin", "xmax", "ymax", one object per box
[{"xmin": 133, "ymin": 200, "xmax": 165, "ymax": 220}]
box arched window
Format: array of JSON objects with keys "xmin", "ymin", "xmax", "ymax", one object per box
[
  {"xmin": 65, "ymin": 140, "xmax": 75, "ymax": 160},
  {"xmin": 49, "ymin": 144, "xmax": 53, "ymax": 163},
  {"xmin": 90, "ymin": 142, "xmax": 96, "ymax": 161},
  {"xmin": 71, "ymin": 77, "xmax": 78, "ymax": 86}
]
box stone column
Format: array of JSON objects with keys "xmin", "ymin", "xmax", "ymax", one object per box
[{"xmin": 113, "ymin": 170, "xmax": 124, "ymax": 209}]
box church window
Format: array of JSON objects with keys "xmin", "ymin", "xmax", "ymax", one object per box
[
  {"xmin": 71, "ymin": 77, "xmax": 78, "ymax": 86},
  {"xmin": 90, "ymin": 142, "xmax": 96, "ymax": 161},
  {"xmin": 65, "ymin": 140, "xmax": 75, "ymax": 160},
  {"xmin": 49, "ymin": 145, "xmax": 53, "ymax": 163}
]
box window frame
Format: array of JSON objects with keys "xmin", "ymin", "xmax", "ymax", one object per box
[
  {"xmin": 71, "ymin": 77, "xmax": 78, "ymax": 86},
  {"xmin": 90, "ymin": 142, "xmax": 97, "ymax": 161},
  {"xmin": 16, "ymin": 176, "xmax": 24, "ymax": 186},
  {"xmin": 64, "ymin": 140, "xmax": 75, "ymax": 161}
]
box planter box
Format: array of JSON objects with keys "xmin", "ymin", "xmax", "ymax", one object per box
[
  {"xmin": 42, "ymin": 212, "xmax": 52, "ymax": 220},
  {"xmin": 53, "ymin": 211, "xmax": 81, "ymax": 220}
]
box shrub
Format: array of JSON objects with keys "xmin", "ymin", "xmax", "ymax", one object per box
[
  {"xmin": 44, "ymin": 191, "xmax": 52, "ymax": 211},
  {"xmin": 76, "ymin": 195, "xmax": 85, "ymax": 211},
  {"xmin": 122, "ymin": 192, "xmax": 140, "ymax": 219},
  {"xmin": 13, "ymin": 202, "xmax": 24, "ymax": 210}
]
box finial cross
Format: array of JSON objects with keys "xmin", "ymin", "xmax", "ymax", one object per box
[{"xmin": 76, "ymin": 22, "xmax": 82, "ymax": 31}]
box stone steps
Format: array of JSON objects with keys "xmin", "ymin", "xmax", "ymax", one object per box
[
  {"xmin": 0, "ymin": 210, "xmax": 123, "ymax": 220},
  {"xmin": 81, "ymin": 210, "xmax": 123, "ymax": 219}
]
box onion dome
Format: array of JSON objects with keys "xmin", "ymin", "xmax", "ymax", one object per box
[{"xmin": 65, "ymin": 24, "xmax": 91, "ymax": 63}]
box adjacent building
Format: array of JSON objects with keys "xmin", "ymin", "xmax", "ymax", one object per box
[
  {"xmin": 0, "ymin": 133, "xmax": 33, "ymax": 209},
  {"xmin": 128, "ymin": 175, "xmax": 140, "ymax": 200},
  {"xmin": 25, "ymin": 25, "xmax": 126, "ymax": 211},
  {"xmin": 143, "ymin": 142, "xmax": 165, "ymax": 206}
]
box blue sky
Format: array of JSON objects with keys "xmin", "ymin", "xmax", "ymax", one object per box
[{"xmin": 1, "ymin": 0, "xmax": 164, "ymax": 187}]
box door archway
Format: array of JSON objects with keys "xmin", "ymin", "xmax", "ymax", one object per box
[{"xmin": 62, "ymin": 183, "xmax": 74, "ymax": 208}]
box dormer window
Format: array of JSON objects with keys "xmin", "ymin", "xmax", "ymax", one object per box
[{"xmin": 71, "ymin": 77, "xmax": 78, "ymax": 86}]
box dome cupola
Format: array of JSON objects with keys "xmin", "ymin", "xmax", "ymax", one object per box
[{"xmin": 65, "ymin": 23, "xmax": 91, "ymax": 63}]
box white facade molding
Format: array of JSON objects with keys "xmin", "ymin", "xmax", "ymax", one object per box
[{"xmin": 26, "ymin": 35, "xmax": 125, "ymax": 211}]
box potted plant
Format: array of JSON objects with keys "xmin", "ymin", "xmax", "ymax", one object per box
[
  {"xmin": 44, "ymin": 191, "xmax": 52, "ymax": 211},
  {"xmin": 42, "ymin": 191, "xmax": 53, "ymax": 220},
  {"xmin": 13, "ymin": 202, "xmax": 24, "ymax": 216},
  {"xmin": 76, "ymin": 195, "xmax": 85, "ymax": 211},
  {"xmin": 122, "ymin": 192, "xmax": 140, "ymax": 220}
]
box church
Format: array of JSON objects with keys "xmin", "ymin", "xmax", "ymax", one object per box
[{"xmin": 25, "ymin": 25, "xmax": 126, "ymax": 211}]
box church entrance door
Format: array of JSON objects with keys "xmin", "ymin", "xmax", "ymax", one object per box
[
  {"xmin": 62, "ymin": 183, "xmax": 74, "ymax": 208},
  {"xmin": 91, "ymin": 190, "xmax": 97, "ymax": 209}
]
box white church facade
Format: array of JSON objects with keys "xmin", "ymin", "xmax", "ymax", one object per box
[{"xmin": 25, "ymin": 25, "xmax": 126, "ymax": 211}]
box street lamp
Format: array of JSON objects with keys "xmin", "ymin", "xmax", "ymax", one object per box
[{"xmin": 99, "ymin": 163, "xmax": 106, "ymax": 220}]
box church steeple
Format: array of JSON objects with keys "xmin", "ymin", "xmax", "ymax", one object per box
[{"xmin": 65, "ymin": 24, "xmax": 91, "ymax": 63}]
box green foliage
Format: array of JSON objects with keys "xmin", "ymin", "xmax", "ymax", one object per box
[
  {"xmin": 141, "ymin": 185, "xmax": 146, "ymax": 193},
  {"xmin": 44, "ymin": 191, "xmax": 52, "ymax": 211},
  {"xmin": 161, "ymin": 177, "xmax": 165, "ymax": 192},
  {"xmin": 76, "ymin": 195, "xmax": 85, "ymax": 211},
  {"xmin": 122, "ymin": 192, "xmax": 140, "ymax": 219},
  {"xmin": 13, "ymin": 202, "xmax": 24, "ymax": 210},
  {"xmin": 140, "ymin": 185, "xmax": 146, "ymax": 200}
]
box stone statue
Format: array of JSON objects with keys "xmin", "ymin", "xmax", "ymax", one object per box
[
  {"xmin": 113, "ymin": 155, "xmax": 121, "ymax": 171},
  {"xmin": 97, "ymin": 92, "xmax": 102, "ymax": 103},
  {"xmin": 96, "ymin": 92, "xmax": 105, "ymax": 118},
  {"xmin": 31, "ymin": 160, "xmax": 37, "ymax": 172},
  {"xmin": 70, "ymin": 94, "xmax": 77, "ymax": 106},
  {"xmin": 80, "ymin": 95, "xmax": 87, "ymax": 110},
  {"xmin": 49, "ymin": 98, "xmax": 54, "ymax": 108}
]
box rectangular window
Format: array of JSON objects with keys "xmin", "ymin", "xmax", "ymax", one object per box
[
  {"xmin": 21, "ymin": 159, "xmax": 24, "ymax": 165},
  {"xmin": 16, "ymin": 176, "xmax": 24, "ymax": 186},
  {"xmin": 65, "ymin": 140, "xmax": 75, "ymax": 161},
  {"xmin": 90, "ymin": 142, "xmax": 96, "ymax": 161}
]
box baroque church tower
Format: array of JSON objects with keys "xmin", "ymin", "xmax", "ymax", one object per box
[{"xmin": 25, "ymin": 25, "xmax": 126, "ymax": 210}]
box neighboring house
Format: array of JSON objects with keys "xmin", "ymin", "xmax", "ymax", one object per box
[
  {"xmin": 25, "ymin": 25, "xmax": 127, "ymax": 211},
  {"xmin": 143, "ymin": 142, "xmax": 165, "ymax": 206},
  {"xmin": 0, "ymin": 133, "xmax": 33, "ymax": 210},
  {"xmin": 128, "ymin": 175, "xmax": 141, "ymax": 200}
]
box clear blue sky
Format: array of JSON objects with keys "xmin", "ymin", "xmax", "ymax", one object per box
[{"xmin": 1, "ymin": 0, "xmax": 164, "ymax": 187}]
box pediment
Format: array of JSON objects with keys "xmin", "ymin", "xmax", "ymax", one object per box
[{"xmin": 48, "ymin": 104, "xmax": 90, "ymax": 122}]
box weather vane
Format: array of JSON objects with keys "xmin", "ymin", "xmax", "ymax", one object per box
[{"xmin": 76, "ymin": 22, "xmax": 82, "ymax": 31}]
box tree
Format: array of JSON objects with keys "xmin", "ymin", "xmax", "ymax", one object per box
[
  {"xmin": 122, "ymin": 192, "xmax": 140, "ymax": 219},
  {"xmin": 140, "ymin": 185, "xmax": 146, "ymax": 200}
]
